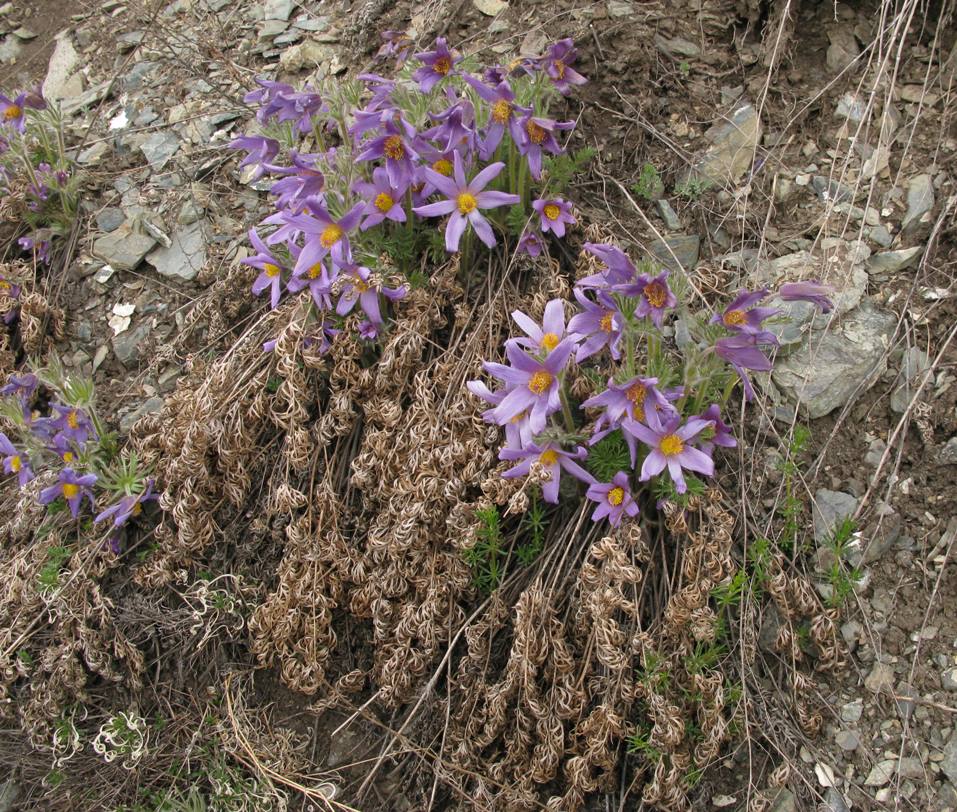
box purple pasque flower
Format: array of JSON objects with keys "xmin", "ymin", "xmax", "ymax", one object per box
[
  {"xmin": 0, "ymin": 90, "xmax": 45, "ymax": 134},
  {"xmin": 286, "ymin": 253, "xmax": 335, "ymax": 310},
  {"xmin": 412, "ymin": 152, "xmax": 519, "ymax": 251},
  {"xmin": 632, "ymin": 269, "xmax": 677, "ymax": 328},
  {"xmin": 779, "ymin": 280, "xmax": 835, "ymax": 313},
  {"xmin": 466, "ymin": 380, "xmax": 533, "ymax": 448},
  {"xmin": 228, "ymin": 135, "xmax": 280, "ymax": 182},
  {"xmin": 288, "ymin": 200, "xmax": 365, "ymax": 273},
  {"xmin": 49, "ymin": 432, "xmax": 79, "ymax": 465},
  {"xmin": 541, "ymin": 38, "xmax": 588, "ymax": 95},
  {"xmin": 484, "ymin": 339, "xmax": 575, "ymax": 434},
  {"xmin": 625, "ymin": 410, "xmax": 715, "ymax": 494},
  {"xmin": 517, "ymin": 113, "xmax": 575, "ymax": 180},
  {"xmin": 710, "ymin": 288, "xmax": 778, "ymax": 335},
  {"xmin": 0, "ymin": 432, "xmax": 32, "ymax": 487},
  {"xmin": 50, "ymin": 403, "xmax": 95, "ymax": 445},
  {"xmin": 17, "ymin": 235, "xmax": 50, "ymax": 265},
  {"xmin": 413, "ymin": 144, "xmax": 462, "ymax": 200},
  {"xmin": 353, "ymin": 166, "xmax": 407, "ymax": 230},
  {"xmin": 516, "ymin": 231, "xmax": 545, "ymax": 257},
  {"xmin": 714, "ymin": 333, "xmax": 775, "ymax": 401},
  {"xmin": 412, "ymin": 38, "xmax": 460, "ymax": 92},
  {"xmin": 532, "ymin": 197, "xmax": 576, "ymax": 238},
  {"xmin": 567, "ymin": 288, "xmax": 624, "ymax": 362},
  {"xmin": 269, "ymin": 151, "xmax": 325, "ymax": 211},
  {"xmin": 39, "ymin": 468, "xmax": 98, "ymax": 518},
  {"xmin": 509, "ymin": 298, "xmax": 572, "ymax": 356},
  {"xmin": 461, "ymin": 75, "xmax": 528, "ymax": 158},
  {"xmin": 579, "ymin": 243, "xmax": 640, "ymax": 290},
  {"xmin": 376, "ymin": 31, "xmax": 414, "ymax": 66},
  {"xmin": 273, "ymin": 87, "xmax": 327, "ymax": 134},
  {"xmin": 423, "ymin": 96, "xmax": 477, "ymax": 155},
  {"xmin": 586, "ymin": 471, "xmax": 640, "ymax": 526},
  {"xmin": 243, "ymin": 227, "xmax": 287, "ymax": 309},
  {"xmin": 244, "ymin": 77, "xmax": 294, "ymax": 118},
  {"xmin": 95, "ymin": 479, "xmax": 158, "ymax": 528},
  {"xmin": 500, "ymin": 441, "xmax": 594, "ymax": 504},
  {"xmin": 336, "ymin": 264, "xmax": 405, "ymax": 328},
  {"xmin": 0, "ymin": 372, "xmax": 38, "ymax": 401},
  {"xmin": 355, "ymin": 119, "xmax": 420, "ymax": 189},
  {"xmin": 693, "ymin": 404, "xmax": 736, "ymax": 455}
]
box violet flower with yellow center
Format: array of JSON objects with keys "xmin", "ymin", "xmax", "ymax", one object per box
[
  {"xmin": 710, "ymin": 288, "xmax": 778, "ymax": 335},
  {"xmin": 466, "ymin": 380, "xmax": 534, "ymax": 448},
  {"xmin": 412, "ymin": 152, "xmax": 519, "ymax": 251},
  {"xmin": 632, "ymin": 269, "xmax": 677, "ymax": 328},
  {"xmin": 461, "ymin": 75, "xmax": 528, "ymax": 158},
  {"xmin": 355, "ymin": 118, "xmax": 420, "ymax": 189},
  {"xmin": 0, "ymin": 90, "xmax": 44, "ymax": 135},
  {"xmin": 353, "ymin": 166, "xmax": 408, "ymax": 230},
  {"xmin": 335, "ymin": 264, "xmax": 405, "ymax": 328},
  {"xmin": 516, "ymin": 113, "xmax": 575, "ymax": 180},
  {"xmin": 287, "ymin": 200, "xmax": 364, "ymax": 273},
  {"xmin": 516, "ymin": 231, "xmax": 545, "ymax": 257},
  {"xmin": 624, "ymin": 409, "xmax": 714, "ymax": 494},
  {"xmin": 567, "ymin": 288, "xmax": 624, "ymax": 361},
  {"xmin": 586, "ymin": 471, "xmax": 640, "ymax": 526},
  {"xmin": 0, "ymin": 431, "xmax": 32, "ymax": 487},
  {"xmin": 287, "ymin": 254, "xmax": 335, "ymax": 310},
  {"xmin": 412, "ymin": 38, "xmax": 460, "ymax": 92},
  {"xmin": 500, "ymin": 441, "xmax": 594, "ymax": 504},
  {"xmin": 243, "ymin": 227, "xmax": 287, "ymax": 309},
  {"xmin": 532, "ymin": 197, "xmax": 576, "ymax": 238},
  {"xmin": 508, "ymin": 298, "xmax": 572, "ymax": 356},
  {"xmin": 541, "ymin": 38, "xmax": 588, "ymax": 96},
  {"xmin": 96, "ymin": 479, "xmax": 158, "ymax": 528},
  {"xmin": 39, "ymin": 468, "xmax": 98, "ymax": 518},
  {"xmin": 50, "ymin": 403, "xmax": 95, "ymax": 445}
]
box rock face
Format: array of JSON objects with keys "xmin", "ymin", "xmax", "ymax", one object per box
[
  {"xmin": 771, "ymin": 300, "xmax": 897, "ymax": 418},
  {"xmin": 686, "ymin": 102, "xmax": 760, "ymax": 185},
  {"xmin": 649, "ymin": 234, "xmax": 700, "ymax": 271},
  {"xmin": 145, "ymin": 221, "xmax": 208, "ymax": 281},
  {"xmin": 43, "ymin": 33, "xmax": 83, "ymax": 100}
]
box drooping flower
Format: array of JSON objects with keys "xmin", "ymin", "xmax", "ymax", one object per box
[
  {"xmin": 49, "ymin": 433, "xmax": 79, "ymax": 465},
  {"xmin": 633, "ymin": 269, "xmax": 677, "ymax": 328},
  {"xmin": 0, "ymin": 432, "xmax": 32, "ymax": 487},
  {"xmin": 484, "ymin": 339, "xmax": 575, "ymax": 434},
  {"xmin": 227, "ymin": 135, "xmax": 280, "ymax": 181},
  {"xmin": 714, "ymin": 333, "xmax": 775, "ymax": 401},
  {"xmin": 286, "ymin": 254, "xmax": 335, "ymax": 310},
  {"xmin": 567, "ymin": 288, "xmax": 624, "ymax": 362},
  {"xmin": 625, "ymin": 410, "xmax": 715, "ymax": 494},
  {"xmin": 500, "ymin": 441, "xmax": 594, "ymax": 503},
  {"xmin": 243, "ymin": 227, "xmax": 287, "ymax": 309},
  {"xmin": 509, "ymin": 299, "xmax": 573, "ymax": 356},
  {"xmin": 353, "ymin": 166, "xmax": 408, "ymax": 230},
  {"xmin": 268, "ymin": 150, "xmax": 326, "ymax": 210},
  {"xmin": 49, "ymin": 404, "xmax": 95, "ymax": 446},
  {"xmin": 516, "ymin": 231, "xmax": 545, "ymax": 257},
  {"xmin": 17, "ymin": 235, "xmax": 50, "ymax": 266},
  {"xmin": 466, "ymin": 380, "xmax": 533, "ymax": 448},
  {"xmin": 376, "ymin": 31, "xmax": 414, "ymax": 66},
  {"xmin": 336, "ymin": 264, "xmax": 405, "ymax": 328},
  {"xmin": 39, "ymin": 468, "xmax": 98, "ymax": 518},
  {"xmin": 579, "ymin": 243, "xmax": 640, "ymax": 289},
  {"xmin": 0, "ymin": 372, "xmax": 38, "ymax": 401},
  {"xmin": 710, "ymin": 288, "xmax": 778, "ymax": 335},
  {"xmin": 412, "ymin": 152, "xmax": 519, "ymax": 251},
  {"xmin": 95, "ymin": 479, "xmax": 158, "ymax": 528},
  {"xmin": 288, "ymin": 200, "xmax": 365, "ymax": 272},
  {"xmin": 461, "ymin": 76, "xmax": 528, "ymax": 158},
  {"xmin": 541, "ymin": 38, "xmax": 588, "ymax": 95},
  {"xmin": 693, "ymin": 404, "xmax": 737, "ymax": 455},
  {"xmin": 586, "ymin": 471, "xmax": 640, "ymax": 526},
  {"xmin": 778, "ymin": 280, "xmax": 835, "ymax": 313},
  {"xmin": 423, "ymin": 97, "xmax": 477, "ymax": 155},
  {"xmin": 516, "ymin": 113, "xmax": 574, "ymax": 179},
  {"xmin": 532, "ymin": 197, "xmax": 576, "ymax": 238},
  {"xmin": 412, "ymin": 38, "xmax": 460, "ymax": 92},
  {"xmin": 244, "ymin": 77, "xmax": 295, "ymax": 119},
  {"xmin": 0, "ymin": 90, "xmax": 45, "ymax": 134}
]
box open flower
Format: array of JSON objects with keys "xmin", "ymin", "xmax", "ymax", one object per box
[
  {"xmin": 0, "ymin": 372, "xmax": 38, "ymax": 401},
  {"xmin": 423, "ymin": 98, "xmax": 477, "ymax": 155},
  {"xmin": 466, "ymin": 380, "xmax": 533, "ymax": 448},
  {"xmin": 0, "ymin": 432, "xmax": 32, "ymax": 487},
  {"xmin": 243, "ymin": 227, "xmax": 287, "ymax": 309},
  {"xmin": 95, "ymin": 479, "xmax": 158, "ymax": 528},
  {"xmin": 541, "ymin": 38, "xmax": 588, "ymax": 95},
  {"xmin": 567, "ymin": 288, "xmax": 624, "ymax": 361},
  {"xmin": 625, "ymin": 411, "xmax": 714, "ymax": 494},
  {"xmin": 586, "ymin": 471, "xmax": 640, "ymax": 526},
  {"xmin": 509, "ymin": 298, "xmax": 572, "ymax": 355},
  {"xmin": 714, "ymin": 333, "xmax": 775, "ymax": 401},
  {"xmin": 461, "ymin": 76, "xmax": 528, "ymax": 158},
  {"xmin": 633, "ymin": 269, "xmax": 677, "ymax": 328},
  {"xmin": 710, "ymin": 288, "xmax": 778, "ymax": 335},
  {"xmin": 39, "ymin": 468, "xmax": 98, "ymax": 518},
  {"xmin": 353, "ymin": 166, "xmax": 407, "ymax": 230},
  {"xmin": 412, "ymin": 38, "xmax": 460, "ymax": 92},
  {"xmin": 288, "ymin": 200, "xmax": 365, "ymax": 271},
  {"xmin": 412, "ymin": 152, "xmax": 519, "ymax": 251},
  {"xmin": 517, "ymin": 113, "xmax": 574, "ymax": 179},
  {"xmin": 693, "ymin": 404, "xmax": 736, "ymax": 455},
  {"xmin": 0, "ymin": 90, "xmax": 45, "ymax": 134},
  {"xmin": 286, "ymin": 254, "xmax": 335, "ymax": 310},
  {"xmin": 484, "ymin": 339, "xmax": 575, "ymax": 434},
  {"xmin": 500, "ymin": 441, "xmax": 594, "ymax": 503},
  {"xmin": 228, "ymin": 135, "xmax": 280, "ymax": 181},
  {"xmin": 532, "ymin": 197, "xmax": 576, "ymax": 238},
  {"xmin": 336, "ymin": 264, "xmax": 405, "ymax": 328},
  {"xmin": 50, "ymin": 404, "xmax": 95, "ymax": 446},
  {"xmin": 355, "ymin": 120, "xmax": 420, "ymax": 189},
  {"xmin": 779, "ymin": 280, "xmax": 834, "ymax": 312}
]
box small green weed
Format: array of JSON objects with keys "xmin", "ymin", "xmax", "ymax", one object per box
[
  {"xmin": 585, "ymin": 430, "xmax": 632, "ymax": 483},
  {"xmin": 632, "ymin": 162, "xmax": 664, "ymax": 201},
  {"xmin": 464, "ymin": 505, "xmax": 505, "ymax": 593},
  {"xmin": 673, "ymin": 176, "xmax": 712, "ymax": 200}
]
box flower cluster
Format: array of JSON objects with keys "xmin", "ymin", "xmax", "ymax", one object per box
[
  {"xmin": 470, "ymin": 244, "xmax": 834, "ymax": 527},
  {"xmin": 228, "ymin": 36, "xmax": 587, "ymax": 352}
]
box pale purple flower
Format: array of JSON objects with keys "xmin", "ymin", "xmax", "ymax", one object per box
[
  {"xmin": 336, "ymin": 264, "xmax": 405, "ymax": 327},
  {"xmin": 243, "ymin": 228, "xmax": 286, "ymax": 309},
  {"xmin": 287, "ymin": 201, "xmax": 365, "ymax": 272},
  {"xmin": 412, "ymin": 152, "xmax": 518, "ymax": 251},
  {"xmin": 632, "ymin": 269, "xmax": 677, "ymax": 328},
  {"xmin": 228, "ymin": 135, "xmax": 279, "ymax": 181},
  {"xmin": 779, "ymin": 280, "xmax": 835, "ymax": 313},
  {"xmin": 95, "ymin": 479, "xmax": 158, "ymax": 528},
  {"xmin": 625, "ymin": 410, "xmax": 715, "ymax": 494},
  {"xmin": 269, "ymin": 151, "xmax": 326, "ymax": 211},
  {"xmin": 50, "ymin": 404, "xmax": 95, "ymax": 446},
  {"xmin": 516, "ymin": 231, "xmax": 545, "ymax": 257},
  {"xmin": 286, "ymin": 255, "xmax": 335, "ymax": 310},
  {"xmin": 541, "ymin": 39, "xmax": 588, "ymax": 95},
  {"xmin": 517, "ymin": 113, "xmax": 574, "ymax": 179},
  {"xmin": 532, "ymin": 197, "xmax": 576, "ymax": 238},
  {"xmin": 583, "ymin": 376, "xmax": 679, "ymax": 463},
  {"xmin": 39, "ymin": 468, "xmax": 98, "ymax": 518},
  {"xmin": 353, "ymin": 166, "xmax": 407, "ymax": 230},
  {"xmin": 710, "ymin": 288, "xmax": 778, "ymax": 334},
  {"xmin": 355, "ymin": 120, "xmax": 420, "ymax": 189},
  {"xmin": 0, "ymin": 372, "xmax": 38, "ymax": 401},
  {"xmin": 466, "ymin": 380, "xmax": 533, "ymax": 448},
  {"xmin": 0, "ymin": 90, "xmax": 45, "ymax": 134},
  {"xmin": 461, "ymin": 76, "xmax": 528, "ymax": 158},
  {"xmin": 586, "ymin": 471, "xmax": 640, "ymax": 526},
  {"xmin": 509, "ymin": 298, "xmax": 572, "ymax": 355},
  {"xmin": 376, "ymin": 31, "xmax": 413, "ymax": 66},
  {"xmin": 423, "ymin": 98, "xmax": 477, "ymax": 155},
  {"xmin": 412, "ymin": 38, "xmax": 460, "ymax": 92},
  {"xmin": 0, "ymin": 432, "xmax": 32, "ymax": 487},
  {"xmin": 500, "ymin": 441, "xmax": 593, "ymax": 504},
  {"xmin": 693, "ymin": 404, "xmax": 736, "ymax": 455},
  {"xmin": 567, "ymin": 288, "xmax": 624, "ymax": 362},
  {"xmin": 579, "ymin": 243, "xmax": 640, "ymax": 290},
  {"xmin": 714, "ymin": 333, "xmax": 775, "ymax": 401}
]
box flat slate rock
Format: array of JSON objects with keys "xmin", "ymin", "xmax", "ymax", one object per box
[
  {"xmin": 92, "ymin": 224, "xmax": 157, "ymax": 270},
  {"xmin": 145, "ymin": 220, "xmax": 208, "ymax": 281}
]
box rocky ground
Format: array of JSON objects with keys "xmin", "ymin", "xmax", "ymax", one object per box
[{"xmin": 1, "ymin": 0, "xmax": 955, "ymax": 809}]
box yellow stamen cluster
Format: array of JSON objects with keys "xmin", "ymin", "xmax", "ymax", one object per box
[
  {"xmin": 63, "ymin": 451, "xmax": 74, "ymax": 464},
  {"xmin": 527, "ymin": 370, "xmax": 553, "ymax": 395},
  {"xmin": 643, "ymin": 281, "xmax": 667, "ymax": 308},
  {"xmin": 539, "ymin": 449, "xmax": 559, "ymax": 466},
  {"xmin": 320, "ymin": 224, "xmax": 343, "ymax": 248},
  {"xmin": 607, "ymin": 486, "xmax": 625, "ymax": 506},
  {"xmin": 599, "ymin": 312, "xmax": 615, "ymax": 333},
  {"xmin": 132, "ymin": 502, "xmax": 143, "ymax": 516},
  {"xmin": 10, "ymin": 455, "xmax": 21, "ymax": 473},
  {"xmin": 433, "ymin": 56, "xmax": 452, "ymax": 75},
  {"xmin": 383, "ymin": 135, "xmax": 405, "ymax": 159},
  {"xmin": 62, "ymin": 483, "xmax": 79, "ymax": 499},
  {"xmin": 0, "ymin": 280, "xmax": 10, "ymax": 292},
  {"xmin": 67, "ymin": 410, "xmax": 79, "ymax": 430},
  {"xmin": 491, "ymin": 99, "xmax": 512, "ymax": 123},
  {"xmin": 374, "ymin": 192, "xmax": 394, "ymax": 213},
  {"xmin": 308, "ymin": 263, "xmax": 323, "ymax": 279},
  {"xmin": 263, "ymin": 263, "xmax": 281, "ymax": 278},
  {"xmin": 660, "ymin": 433, "xmax": 684, "ymax": 456},
  {"xmin": 526, "ymin": 120, "xmax": 547, "ymax": 145},
  {"xmin": 541, "ymin": 332, "xmax": 560, "ymax": 352},
  {"xmin": 723, "ymin": 310, "xmax": 746, "ymax": 327},
  {"xmin": 457, "ymin": 192, "xmax": 477, "ymax": 215},
  {"xmin": 432, "ymin": 158, "xmax": 453, "ymax": 176},
  {"xmin": 554, "ymin": 60, "xmax": 566, "ymax": 79},
  {"xmin": 626, "ymin": 383, "xmax": 646, "ymax": 420},
  {"xmin": 543, "ymin": 204, "xmax": 561, "ymax": 221},
  {"xmin": 3, "ymin": 105, "xmax": 21, "ymax": 121}
]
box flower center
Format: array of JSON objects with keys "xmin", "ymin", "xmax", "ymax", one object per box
[
  {"xmin": 63, "ymin": 451, "xmax": 74, "ymax": 464},
  {"xmin": 374, "ymin": 192, "xmax": 394, "ymax": 213},
  {"xmin": 599, "ymin": 312, "xmax": 615, "ymax": 333},
  {"xmin": 353, "ymin": 277, "xmax": 370, "ymax": 294},
  {"xmin": 457, "ymin": 192, "xmax": 477, "ymax": 215},
  {"xmin": 383, "ymin": 135, "xmax": 405, "ymax": 160},
  {"xmin": 10, "ymin": 455, "xmax": 20, "ymax": 473},
  {"xmin": 541, "ymin": 332, "xmax": 560, "ymax": 351},
  {"xmin": 320, "ymin": 224, "xmax": 343, "ymax": 248},
  {"xmin": 308, "ymin": 263, "xmax": 323, "ymax": 279},
  {"xmin": 132, "ymin": 502, "xmax": 143, "ymax": 516},
  {"xmin": 626, "ymin": 383, "xmax": 646, "ymax": 420},
  {"xmin": 264, "ymin": 263, "xmax": 281, "ymax": 278},
  {"xmin": 723, "ymin": 309, "xmax": 746, "ymax": 327},
  {"xmin": 62, "ymin": 483, "xmax": 80, "ymax": 499},
  {"xmin": 0, "ymin": 280, "xmax": 9, "ymax": 292},
  {"xmin": 525, "ymin": 120, "xmax": 547, "ymax": 144},
  {"xmin": 643, "ymin": 281, "xmax": 667, "ymax": 308},
  {"xmin": 4, "ymin": 105, "xmax": 21, "ymax": 121},
  {"xmin": 539, "ymin": 449, "xmax": 559, "ymax": 466},
  {"xmin": 660, "ymin": 433, "xmax": 684, "ymax": 456},
  {"xmin": 432, "ymin": 158, "xmax": 453, "ymax": 176},
  {"xmin": 491, "ymin": 99, "xmax": 512, "ymax": 124},
  {"xmin": 607, "ymin": 486, "xmax": 625, "ymax": 506},
  {"xmin": 543, "ymin": 204, "xmax": 561, "ymax": 221},
  {"xmin": 67, "ymin": 410, "xmax": 79, "ymax": 430},
  {"xmin": 527, "ymin": 370, "xmax": 553, "ymax": 395},
  {"xmin": 433, "ymin": 56, "xmax": 452, "ymax": 75},
  {"xmin": 554, "ymin": 60, "xmax": 566, "ymax": 79}
]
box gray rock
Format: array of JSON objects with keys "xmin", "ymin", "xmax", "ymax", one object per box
[
  {"xmin": 771, "ymin": 300, "xmax": 897, "ymax": 418},
  {"xmin": 891, "ymin": 347, "xmax": 931, "ymax": 413},
  {"xmin": 655, "ymin": 35, "xmax": 700, "ymax": 58},
  {"xmin": 840, "ymin": 698, "xmax": 863, "ymax": 723},
  {"xmin": 897, "ymin": 756, "xmax": 924, "ymax": 780},
  {"xmin": 939, "ymin": 438, "xmax": 957, "ymax": 465},
  {"xmin": 77, "ymin": 141, "xmax": 110, "ymax": 165},
  {"xmin": 758, "ymin": 604, "xmax": 782, "ymax": 654},
  {"xmin": 865, "ymin": 437, "xmax": 887, "ymax": 468},
  {"xmin": 145, "ymin": 220, "xmax": 208, "ymax": 281},
  {"xmin": 111, "ymin": 321, "xmax": 152, "ymax": 366},
  {"xmin": 42, "ymin": 34, "xmax": 83, "ymax": 100},
  {"xmin": 61, "ymin": 80, "xmax": 111, "ymax": 117},
  {"xmin": 864, "ymin": 759, "xmax": 896, "ymax": 787},
  {"xmin": 895, "ymin": 682, "xmax": 918, "ymax": 722},
  {"xmin": 140, "ymin": 130, "xmax": 180, "ymax": 172},
  {"xmin": 812, "ymin": 175, "xmax": 854, "ymax": 204},
  {"xmin": 835, "ymin": 92, "xmax": 866, "ymax": 122},
  {"xmin": 903, "ymin": 174, "xmax": 934, "ymax": 229},
  {"xmin": 177, "ymin": 198, "xmax": 205, "ymax": 225},
  {"xmin": 655, "ymin": 199, "xmax": 681, "ymax": 230},
  {"xmin": 606, "ymin": 0, "xmax": 633, "ymax": 17},
  {"xmin": 943, "ymin": 734, "xmax": 957, "ymax": 785},
  {"xmin": 258, "ymin": 19, "xmax": 289, "ymax": 38},
  {"xmin": 868, "ymin": 224, "xmax": 893, "ymax": 247},
  {"xmin": 826, "ymin": 26, "xmax": 859, "ymax": 72},
  {"xmin": 813, "ymin": 490, "xmax": 858, "ymax": 543},
  {"xmin": 96, "ymin": 207, "xmax": 125, "ymax": 233},
  {"xmin": 835, "ymin": 729, "xmax": 860, "ymax": 751},
  {"xmin": 119, "ymin": 396, "xmax": 164, "ymax": 433},
  {"xmin": 865, "ymin": 661, "xmax": 895, "ymax": 693},
  {"xmin": 826, "ymin": 788, "xmax": 850, "ymax": 812},
  {"xmin": 263, "ymin": 0, "xmax": 293, "ymax": 18},
  {"xmin": 868, "ymin": 246, "xmax": 922, "ymax": 275},
  {"xmin": 649, "ymin": 234, "xmax": 699, "ymax": 271},
  {"xmin": 863, "ymin": 514, "xmax": 901, "ymax": 564},
  {"xmin": 0, "ymin": 35, "xmax": 23, "ymax": 64},
  {"xmin": 92, "ymin": 225, "xmax": 157, "ymax": 271},
  {"xmin": 280, "ymin": 39, "xmax": 338, "ymax": 72},
  {"xmin": 687, "ymin": 103, "xmax": 760, "ymax": 185},
  {"xmin": 767, "ymin": 788, "xmax": 795, "ymax": 812},
  {"xmin": 122, "ymin": 61, "xmax": 159, "ymax": 91}
]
